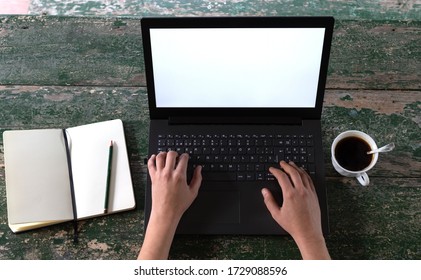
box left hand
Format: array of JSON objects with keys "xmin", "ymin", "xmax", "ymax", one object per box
[{"xmin": 147, "ymin": 151, "xmax": 202, "ymax": 223}]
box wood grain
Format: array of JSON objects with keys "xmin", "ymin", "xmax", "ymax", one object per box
[
  {"xmin": 28, "ymin": 0, "xmax": 421, "ymax": 21},
  {"xmin": 0, "ymin": 16, "xmax": 419, "ymax": 90}
]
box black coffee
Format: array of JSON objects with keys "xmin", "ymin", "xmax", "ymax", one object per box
[{"xmin": 335, "ymin": 136, "xmax": 373, "ymax": 171}]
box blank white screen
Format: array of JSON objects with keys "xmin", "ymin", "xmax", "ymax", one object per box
[{"xmin": 150, "ymin": 28, "xmax": 325, "ymax": 108}]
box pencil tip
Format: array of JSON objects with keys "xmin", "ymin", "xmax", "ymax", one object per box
[{"xmin": 110, "ymin": 140, "xmax": 113, "ymax": 146}]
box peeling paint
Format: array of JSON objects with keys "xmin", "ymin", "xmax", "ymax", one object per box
[
  {"xmin": 87, "ymin": 239, "xmax": 109, "ymax": 251},
  {"xmin": 24, "ymin": 0, "xmax": 421, "ymax": 20},
  {"xmin": 324, "ymin": 90, "xmax": 421, "ymax": 116},
  {"xmin": 43, "ymin": 93, "xmax": 74, "ymax": 101}
]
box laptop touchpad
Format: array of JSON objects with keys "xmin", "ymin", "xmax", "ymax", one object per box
[{"xmin": 182, "ymin": 190, "xmax": 240, "ymax": 224}]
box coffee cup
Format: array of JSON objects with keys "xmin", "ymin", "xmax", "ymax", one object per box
[{"xmin": 331, "ymin": 130, "xmax": 378, "ymax": 186}]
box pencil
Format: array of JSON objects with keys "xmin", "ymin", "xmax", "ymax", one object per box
[{"xmin": 104, "ymin": 140, "xmax": 113, "ymax": 214}]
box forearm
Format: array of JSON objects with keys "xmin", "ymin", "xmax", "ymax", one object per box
[{"xmin": 138, "ymin": 214, "xmax": 180, "ymax": 260}]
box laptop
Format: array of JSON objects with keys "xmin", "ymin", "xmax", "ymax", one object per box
[{"xmin": 142, "ymin": 16, "xmax": 334, "ymax": 235}]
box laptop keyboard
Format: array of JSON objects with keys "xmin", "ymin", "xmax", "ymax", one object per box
[{"xmin": 156, "ymin": 133, "xmax": 315, "ymax": 181}]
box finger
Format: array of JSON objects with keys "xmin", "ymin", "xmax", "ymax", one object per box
[
  {"xmin": 290, "ymin": 162, "xmax": 311, "ymax": 188},
  {"xmin": 165, "ymin": 150, "xmax": 178, "ymax": 170},
  {"xmin": 302, "ymin": 167, "xmax": 316, "ymax": 192},
  {"xmin": 290, "ymin": 162, "xmax": 316, "ymax": 191},
  {"xmin": 175, "ymin": 153, "xmax": 189, "ymax": 175},
  {"xmin": 280, "ymin": 161, "xmax": 304, "ymax": 189},
  {"xmin": 155, "ymin": 152, "xmax": 167, "ymax": 169},
  {"xmin": 300, "ymin": 169, "xmax": 312, "ymax": 189},
  {"xmin": 269, "ymin": 166, "xmax": 294, "ymax": 195},
  {"xmin": 147, "ymin": 154, "xmax": 157, "ymax": 174},
  {"xmin": 261, "ymin": 188, "xmax": 281, "ymax": 218},
  {"xmin": 189, "ymin": 165, "xmax": 203, "ymax": 195}
]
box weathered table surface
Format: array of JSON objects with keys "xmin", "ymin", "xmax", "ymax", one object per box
[{"xmin": 0, "ymin": 1, "xmax": 420, "ymax": 260}]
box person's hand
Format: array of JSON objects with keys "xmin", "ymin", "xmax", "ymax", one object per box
[
  {"xmin": 138, "ymin": 151, "xmax": 202, "ymax": 259},
  {"xmin": 148, "ymin": 151, "xmax": 202, "ymax": 223},
  {"xmin": 262, "ymin": 161, "xmax": 330, "ymax": 260}
]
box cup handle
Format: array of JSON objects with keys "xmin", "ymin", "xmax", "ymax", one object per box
[{"xmin": 357, "ymin": 172, "xmax": 370, "ymax": 186}]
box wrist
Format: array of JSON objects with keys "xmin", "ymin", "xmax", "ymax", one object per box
[
  {"xmin": 294, "ymin": 234, "xmax": 330, "ymax": 260},
  {"xmin": 139, "ymin": 212, "xmax": 181, "ymax": 260},
  {"xmin": 149, "ymin": 210, "xmax": 181, "ymax": 232}
]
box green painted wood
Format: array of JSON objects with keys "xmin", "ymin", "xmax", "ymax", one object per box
[
  {"xmin": 329, "ymin": 20, "xmax": 421, "ymax": 90},
  {"xmin": 0, "ymin": 16, "xmax": 144, "ymax": 87},
  {"xmin": 28, "ymin": 0, "xmax": 421, "ymax": 21},
  {"xmin": 0, "ymin": 16, "xmax": 420, "ymax": 90}
]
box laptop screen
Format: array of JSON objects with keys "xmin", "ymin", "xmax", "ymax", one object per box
[{"xmin": 149, "ymin": 27, "xmax": 326, "ymax": 108}]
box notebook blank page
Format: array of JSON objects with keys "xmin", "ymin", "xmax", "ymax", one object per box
[{"xmin": 4, "ymin": 129, "xmax": 73, "ymax": 224}]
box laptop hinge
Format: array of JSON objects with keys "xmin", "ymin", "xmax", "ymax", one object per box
[{"xmin": 168, "ymin": 116, "xmax": 303, "ymax": 125}]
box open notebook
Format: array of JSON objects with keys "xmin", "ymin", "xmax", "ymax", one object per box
[{"xmin": 3, "ymin": 119, "xmax": 135, "ymax": 233}]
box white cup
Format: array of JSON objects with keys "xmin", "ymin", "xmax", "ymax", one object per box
[{"xmin": 331, "ymin": 130, "xmax": 378, "ymax": 186}]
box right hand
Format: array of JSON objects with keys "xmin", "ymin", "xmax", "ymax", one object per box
[{"xmin": 261, "ymin": 161, "xmax": 330, "ymax": 259}]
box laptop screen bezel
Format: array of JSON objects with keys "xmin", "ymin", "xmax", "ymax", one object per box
[{"xmin": 141, "ymin": 16, "xmax": 334, "ymax": 121}]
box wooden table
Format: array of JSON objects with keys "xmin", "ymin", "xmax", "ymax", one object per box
[{"xmin": 0, "ymin": 2, "xmax": 420, "ymax": 259}]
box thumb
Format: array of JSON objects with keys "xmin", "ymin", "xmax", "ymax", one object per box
[{"xmin": 261, "ymin": 188, "xmax": 281, "ymax": 219}]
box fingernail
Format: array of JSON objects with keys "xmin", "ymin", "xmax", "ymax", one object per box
[{"xmin": 261, "ymin": 188, "xmax": 268, "ymax": 196}]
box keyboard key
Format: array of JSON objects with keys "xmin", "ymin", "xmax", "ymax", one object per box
[
  {"xmin": 246, "ymin": 173, "xmax": 255, "ymax": 181},
  {"xmin": 256, "ymin": 173, "xmax": 265, "ymax": 180},
  {"xmin": 237, "ymin": 173, "xmax": 246, "ymax": 181}
]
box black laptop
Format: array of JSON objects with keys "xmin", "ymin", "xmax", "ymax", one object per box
[{"xmin": 142, "ymin": 16, "xmax": 333, "ymax": 235}]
